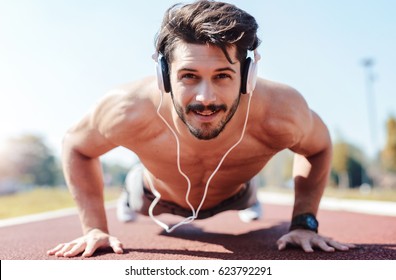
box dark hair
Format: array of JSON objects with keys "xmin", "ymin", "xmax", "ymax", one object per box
[{"xmin": 155, "ymin": 0, "xmax": 260, "ymax": 66}]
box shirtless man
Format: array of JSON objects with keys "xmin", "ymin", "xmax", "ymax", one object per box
[{"xmin": 47, "ymin": 0, "xmax": 355, "ymax": 258}]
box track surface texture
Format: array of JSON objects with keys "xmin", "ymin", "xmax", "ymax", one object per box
[{"xmin": 1, "ymin": 202, "xmax": 395, "ymax": 260}]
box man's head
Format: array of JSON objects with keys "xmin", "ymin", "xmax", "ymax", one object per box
[
  {"xmin": 155, "ymin": 0, "xmax": 260, "ymax": 140},
  {"xmin": 155, "ymin": 0, "xmax": 260, "ymax": 70}
]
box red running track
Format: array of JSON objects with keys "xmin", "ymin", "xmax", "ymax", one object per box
[{"xmin": 0, "ymin": 203, "xmax": 395, "ymax": 260}]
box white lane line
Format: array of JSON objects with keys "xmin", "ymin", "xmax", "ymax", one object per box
[
  {"xmin": 0, "ymin": 201, "xmax": 116, "ymax": 228},
  {"xmin": 0, "ymin": 207, "xmax": 79, "ymax": 227},
  {"xmin": 258, "ymin": 192, "xmax": 396, "ymax": 217}
]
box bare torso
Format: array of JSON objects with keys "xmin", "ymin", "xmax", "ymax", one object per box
[{"xmin": 130, "ymin": 126, "xmax": 276, "ymax": 209}]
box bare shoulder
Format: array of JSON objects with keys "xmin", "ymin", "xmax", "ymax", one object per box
[
  {"xmin": 251, "ymin": 78, "xmax": 312, "ymax": 148},
  {"xmin": 63, "ymin": 77, "xmax": 158, "ymax": 158},
  {"xmin": 90, "ymin": 76, "xmax": 159, "ymax": 144},
  {"xmin": 257, "ymin": 78, "xmax": 310, "ymax": 115}
]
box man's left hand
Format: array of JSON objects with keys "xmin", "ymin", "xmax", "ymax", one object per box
[{"xmin": 277, "ymin": 229, "xmax": 356, "ymax": 252}]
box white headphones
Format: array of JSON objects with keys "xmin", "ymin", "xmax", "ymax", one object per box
[
  {"xmin": 154, "ymin": 49, "xmax": 260, "ymax": 94},
  {"xmin": 242, "ymin": 50, "xmax": 260, "ymax": 94}
]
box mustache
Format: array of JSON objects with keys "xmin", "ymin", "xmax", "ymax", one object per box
[{"xmin": 186, "ymin": 104, "xmax": 227, "ymax": 114}]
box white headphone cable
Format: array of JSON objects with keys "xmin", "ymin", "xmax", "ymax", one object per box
[{"xmin": 146, "ymin": 86, "xmax": 254, "ymax": 233}]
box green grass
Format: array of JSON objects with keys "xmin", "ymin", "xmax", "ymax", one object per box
[
  {"xmin": 262, "ymin": 185, "xmax": 396, "ymax": 202},
  {"xmin": 323, "ymin": 186, "xmax": 396, "ymax": 202},
  {"xmin": 0, "ymin": 187, "xmax": 122, "ymax": 219}
]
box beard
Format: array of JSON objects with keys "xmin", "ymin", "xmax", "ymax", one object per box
[{"xmin": 171, "ymin": 93, "xmax": 241, "ymax": 140}]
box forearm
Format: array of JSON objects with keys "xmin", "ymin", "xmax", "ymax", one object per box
[
  {"xmin": 292, "ymin": 145, "xmax": 332, "ymax": 217},
  {"xmin": 63, "ymin": 147, "xmax": 108, "ymax": 234}
]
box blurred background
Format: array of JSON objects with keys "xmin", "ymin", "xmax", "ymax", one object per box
[{"xmin": 0, "ymin": 0, "xmax": 395, "ymax": 217}]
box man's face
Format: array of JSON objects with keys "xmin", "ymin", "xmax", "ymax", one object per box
[{"xmin": 169, "ymin": 42, "xmax": 242, "ymax": 140}]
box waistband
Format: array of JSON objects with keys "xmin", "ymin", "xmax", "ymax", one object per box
[{"xmin": 142, "ymin": 182, "xmax": 251, "ymax": 219}]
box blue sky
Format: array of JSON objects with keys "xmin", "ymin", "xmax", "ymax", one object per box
[{"xmin": 0, "ymin": 0, "xmax": 395, "ymax": 165}]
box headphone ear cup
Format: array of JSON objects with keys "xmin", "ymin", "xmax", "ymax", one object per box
[
  {"xmin": 240, "ymin": 57, "xmax": 251, "ymax": 94},
  {"xmin": 160, "ymin": 57, "xmax": 171, "ymax": 93},
  {"xmin": 246, "ymin": 58, "xmax": 258, "ymax": 94},
  {"xmin": 243, "ymin": 57, "xmax": 257, "ymax": 93},
  {"xmin": 156, "ymin": 59, "xmax": 165, "ymax": 92},
  {"xmin": 241, "ymin": 57, "xmax": 258, "ymax": 94},
  {"xmin": 156, "ymin": 56, "xmax": 172, "ymax": 93}
]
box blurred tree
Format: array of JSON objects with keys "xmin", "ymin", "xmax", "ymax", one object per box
[
  {"xmin": 281, "ymin": 150, "xmax": 294, "ymax": 181},
  {"xmin": 347, "ymin": 157, "xmax": 372, "ymax": 188},
  {"xmin": 381, "ymin": 116, "xmax": 396, "ymax": 172},
  {"xmin": 261, "ymin": 150, "xmax": 293, "ymax": 187},
  {"xmin": 102, "ymin": 162, "xmax": 129, "ymax": 186},
  {"xmin": 332, "ymin": 141, "xmax": 349, "ymax": 188},
  {"xmin": 331, "ymin": 139, "xmax": 370, "ymax": 188},
  {"xmin": 0, "ymin": 134, "xmax": 59, "ymax": 187}
]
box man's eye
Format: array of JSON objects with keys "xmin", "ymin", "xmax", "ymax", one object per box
[
  {"xmin": 215, "ymin": 73, "xmax": 231, "ymax": 79},
  {"xmin": 181, "ymin": 73, "xmax": 197, "ymax": 79}
]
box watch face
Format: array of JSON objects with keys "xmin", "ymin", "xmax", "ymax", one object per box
[{"xmin": 306, "ymin": 216, "xmax": 318, "ymax": 229}]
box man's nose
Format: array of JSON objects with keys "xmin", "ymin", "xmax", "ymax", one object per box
[{"xmin": 195, "ymin": 81, "xmax": 216, "ymax": 105}]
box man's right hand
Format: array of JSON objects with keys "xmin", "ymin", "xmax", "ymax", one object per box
[{"xmin": 47, "ymin": 229, "xmax": 123, "ymax": 258}]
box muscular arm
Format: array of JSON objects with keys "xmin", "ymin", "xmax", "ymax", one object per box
[
  {"xmin": 290, "ymin": 110, "xmax": 332, "ymax": 218},
  {"xmin": 48, "ymin": 91, "xmax": 129, "ymax": 257},
  {"xmin": 261, "ymin": 83, "xmax": 354, "ymax": 252},
  {"xmin": 277, "ymin": 111, "xmax": 353, "ymax": 252},
  {"xmin": 257, "ymin": 81, "xmax": 332, "ymax": 212},
  {"xmin": 62, "ymin": 121, "xmax": 115, "ymax": 235},
  {"xmin": 47, "ymin": 80, "xmax": 159, "ymax": 257}
]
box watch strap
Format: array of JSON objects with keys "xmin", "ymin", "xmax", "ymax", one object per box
[{"xmin": 289, "ymin": 213, "xmax": 319, "ymax": 233}]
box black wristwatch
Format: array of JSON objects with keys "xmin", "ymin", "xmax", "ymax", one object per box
[{"xmin": 289, "ymin": 213, "xmax": 319, "ymax": 233}]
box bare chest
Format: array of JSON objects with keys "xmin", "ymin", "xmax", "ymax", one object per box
[{"xmin": 127, "ymin": 131, "xmax": 277, "ymax": 208}]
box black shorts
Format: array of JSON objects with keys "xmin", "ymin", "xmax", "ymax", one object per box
[{"xmin": 138, "ymin": 182, "xmax": 258, "ymax": 219}]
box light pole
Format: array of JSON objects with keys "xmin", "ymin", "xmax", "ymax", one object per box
[
  {"xmin": 361, "ymin": 58, "xmax": 377, "ymax": 188},
  {"xmin": 362, "ymin": 58, "xmax": 377, "ymax": 156}
]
